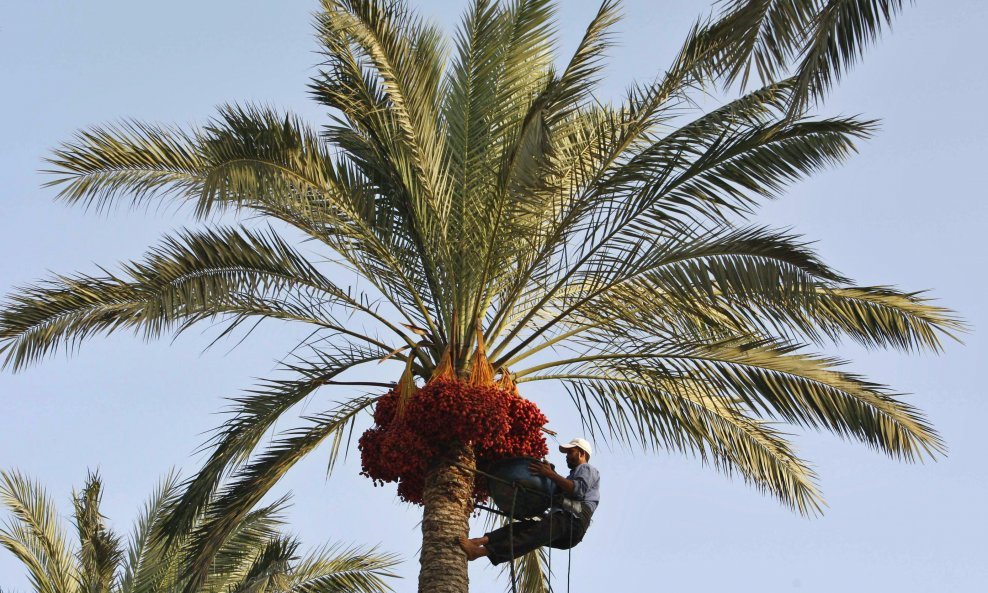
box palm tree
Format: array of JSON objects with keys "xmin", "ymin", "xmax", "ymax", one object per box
[
  {"xmin": 0, "ymin": 469, "xmax": 398, "ymax": 593},
  {"xmin": 0, "ymin": 0, "xmax": 959, "ymax": 592}
]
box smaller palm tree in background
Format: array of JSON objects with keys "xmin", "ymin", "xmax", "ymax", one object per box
[{"xmin": 0, "ymin": 469, "xmax": 398, "ymax": 593}]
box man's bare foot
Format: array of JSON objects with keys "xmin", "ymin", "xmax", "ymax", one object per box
[{"xmin": 458, "ymin": 536, "xmax": 487, "ymax": 561}]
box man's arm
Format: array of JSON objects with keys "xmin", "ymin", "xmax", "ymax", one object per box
[{"xmin": 528, "ymin": 461, "xmax": 576, "ymax": 496}]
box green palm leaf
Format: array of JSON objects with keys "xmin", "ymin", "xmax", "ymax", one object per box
[
  {"xmin": 485, "ymin": 108, "xmax": 874, "ymax": 364},
  {"xmin": 71, "ymin": 473, "xmax": 123, "ymax": 593},
  {"xmin": 0, "ymin": 226, "xmax": 406, "ymax": 371},
  {"xmin": 196, "ymin": 498, "xmax": 291, "ymax": 592},
  {"xmin": 705, "ymin": 0, "xmax": 909, "ymax": 115},
  {"xmin": 44, "ymin": 105, "xmax": 442, "ymax": 336},
  {"xmin": 120, "ymin": 471, "xmax": 181, "ymax": 593},
  {"xmin": 492, "ymin": 225, "xmax": 846, "ymax": 367},
  {"xmin": 0, "ymin": 471, "xmax": 399, "ymax": 593},
  {"xmin": 555, "ymin": 374, "xmax": 822, "ymax": 513},
  {"xmin": 283, "ymin": 543, "xmax": 400, "ymax": 593},
  {"xmin": 159, "ymin": 344, "xmax": 388, "ymax": 549},
  {"xmin": 513, "ymin": 547, "xmax": 550, "ymax": 593},
  {"xmin": 519, "ymin": 338, "xmax": 943, "ymax": 459},
  {"xmin": 806, "ymin": 286, "xmax": 963, "ymax": 352},
  {"xmin": 0, "ymin": 471, "xmax": 78, "ymax": 593},
  {"xmin": 180, "ymin": 397, "xmax": 377, "ymax": 593}
]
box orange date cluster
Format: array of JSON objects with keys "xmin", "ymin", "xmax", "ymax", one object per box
[{"xmin": 359, "ymin": 378, "xmax": 548, "ymax": 505}]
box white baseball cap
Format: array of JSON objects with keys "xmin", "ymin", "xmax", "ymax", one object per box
[{"xmin": 558, "ymin": 437, "xmax": 592, "ymax": 458}]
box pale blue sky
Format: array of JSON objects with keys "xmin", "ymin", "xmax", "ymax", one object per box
[{"xmin": 1, "ymin": 1, "xmax": 985, "ymax": 592}]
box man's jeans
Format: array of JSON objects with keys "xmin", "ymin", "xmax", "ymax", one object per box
[{"xmin": 484, "ymin": 507, "xmax": 593, "ymax": 566}]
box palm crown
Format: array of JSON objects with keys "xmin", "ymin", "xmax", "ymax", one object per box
[
  {"xmin": 0, "ymin": 1, "xmax": 959, "ymax": 592},
  {"xmin": 0, "ymin": 470, "xmax": 398, "ymax": 593}
]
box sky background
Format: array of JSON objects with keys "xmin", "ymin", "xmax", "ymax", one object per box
[{"xmin": 1, "ymin": 1, "xmax": 985, "ymax": 591}]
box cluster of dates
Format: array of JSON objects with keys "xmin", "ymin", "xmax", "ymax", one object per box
[{"xmin": 358, "ymin": 377, "xmax": 548, "ymax": 505}]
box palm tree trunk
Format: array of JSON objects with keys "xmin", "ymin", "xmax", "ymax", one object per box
[{"xmin": 418, "ymin": 443, "xmax": 475, "ymax": 593}]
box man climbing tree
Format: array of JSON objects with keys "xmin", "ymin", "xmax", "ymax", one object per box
[{"xmin": 460, "ymin": 438, "xmax": 601, "ymax": 564}]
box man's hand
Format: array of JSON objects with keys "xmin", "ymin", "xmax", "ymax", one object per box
[
  {"xmin": 528, "ymin": 459, "xmax": 576, "ymax": 496},
  {"xmin": 528, "ymin": 460, "xmax": 556, "ymax": 478}
]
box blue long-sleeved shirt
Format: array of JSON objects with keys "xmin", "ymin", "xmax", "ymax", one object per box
[{"xmin": 564, "ymin": 462, "xmax": 600, "ymax": 515}]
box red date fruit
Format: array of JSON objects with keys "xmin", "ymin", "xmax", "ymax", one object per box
[{"xmin": 359, "ymin": 378, "xmax": 549, "ymax": 505}]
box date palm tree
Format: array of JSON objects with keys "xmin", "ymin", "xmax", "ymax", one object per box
[
  {"xmin": 0, "ymin": 1, "xmax": 957, "ymax": 592},
  {"xmin": 0, "ymin": 470, "xmax": 398, "ymax": 593}
]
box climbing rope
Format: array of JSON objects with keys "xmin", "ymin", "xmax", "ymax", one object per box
[
  {"xmin": 508, "ymin": 485, "xmax": 518, "ymax": 593},
  {"xmin": 547, "ymin": 501, "xmax": 554, "ymax": 593},
  {"xmin": 568, "ymin": 519, "xmax": 573, "ymax": 593}
]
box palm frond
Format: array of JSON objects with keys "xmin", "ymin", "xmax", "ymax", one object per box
[
  {"xmin": 319, "ymin": 0, "xmax": 447, "ymax": 199},
  {"xmin": 0, "ymin": 470, "xmax": 78, "ymax": 593},
  {"xmin": 706, "ymin": 0, "xmax": 909, "ymax": 115},
  {"xmin": 513, "ymin": 547, "xmax": 550, "ymax": 593},
  {"xmin": 488, "ymin": 111, "xmax": 876, "ymax": 369},
  {"xmin": 607, "ymin": 115, "xmax": 876, "ymax": 228},
  {"xmin": 314, "ymin": 0, "xmax": 451, "ymax": 336},
  {"xmin": 441, "ymin": 0, "xmax": 557, "ymax": 348},
  {"xmin": 546, "ymin": 0, "xmax": 620, "ymax": 122},
  {"xmin": 120, "ymin": 471, "xmax": 181, "ymax": 593},
  {"xmin": 179, "ymin": 397, "xmax": 377, "ymax": 593},
  {"xmin": 0, "ymin": 226, "xmax": 400, "ymax": 371},
  {"xmin": 0, "ymin": 522, "xmax": 67, "ymax": 593},
  {"xmin": 580, "ymin": 276, "xmax": 962, "ymax": 356},
  {"xmin": 554, "ymin": 373, "xmax": 822, "ymax": 514},
  {"xmin": 71, "ymin": 473, "xmax": 123, "ymax": 593},
  {"xmin": 465, "ymin": 1, "xmax": 622, "ymax": 347},
  {"xmin": 704, "ymin": 0, "xmax": 818, "ymax": 90},
  {"xmin": 283, "ymin": 543, "xmax": 400, "ymax": 593},
  {"xmin": 43, "ymin": 104, "xmax": 443, "ymax": 336},
  {"xmin": 157, "ymin": 343, "xmax": 386, "ymax": 549},
  {"xmin": 806, "ymin": 286, "xmax": 965, "ymax": 352},
  {"xmin": 789, "ymin": 0, "xmax": 907, "ymax": 115},
  {"xmin": 2, "ymin": 472, "xmax": 397, "ymax": 593},
  {"xmin": 518, "ymin": 339, "xmax": 944, "ymax": 460},
  {"xmin": 484, "ymin": 18, "xmax": 733, "ymax": 357},
  {"xmin": 222, "ymin": 537, "xmax": 297, "ymax": 593},
  {"xmin": 495, "ymin": 225, "xmax": 846, "ymax": 368},
  {"xmin": 197, "ymin": 497, "xmax": 291, "ymax": 592},
  {"xmin": 197, "ymin": 105, "xmax": 445, "ymax": 335},
  {"xmin": 43, "ymin": 121, "xmax": 206, "ymax": 213}
]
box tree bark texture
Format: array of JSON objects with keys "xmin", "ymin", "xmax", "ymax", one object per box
[{"xmin": 418, "ymin": 443, "xmax": 476, "ymax": 593}]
